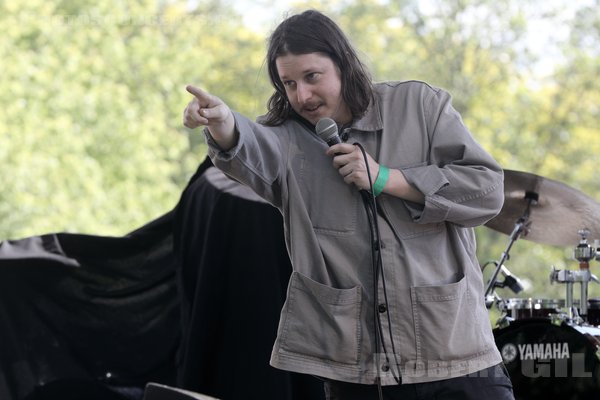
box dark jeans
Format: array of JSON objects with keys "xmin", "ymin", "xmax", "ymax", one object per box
[{"xmin": 323, "ymin": 363, "xmax": 515, "ymax": 400}]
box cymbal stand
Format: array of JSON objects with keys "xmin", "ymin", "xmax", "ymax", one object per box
[
  {"xmin": 483, "ymin": 261, "xmax": 503, "ymax": 310},
  {"xmin": 550, "ymin": 229, "xmax": 600, "ymax": 324},
  {"xmin": 484, "ymin": 191, "xmax": 537, "ymax": 298}
]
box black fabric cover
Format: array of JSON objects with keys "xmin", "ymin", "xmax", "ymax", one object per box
[
  {"xmin": 0, "ymin": 214, "xmax": 178, "ymax": 400},
  {"xmin": 0, "ymin": 157, "xmax": 324, "ymax": 400}
]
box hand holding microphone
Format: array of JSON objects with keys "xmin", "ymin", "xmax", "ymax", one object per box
[{"xmin": 317, "ymin": 118, "xmax": 380, "ymax": 192}]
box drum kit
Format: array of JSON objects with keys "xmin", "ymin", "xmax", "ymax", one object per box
[{"xmin": 483, "ymin": 169, "xmax": 600, "ymax": 399}]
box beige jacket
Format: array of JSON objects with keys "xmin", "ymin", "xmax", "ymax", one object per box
[{"xmin": 206, "ymin": 80, "xmax": 504, "ymax": 385}]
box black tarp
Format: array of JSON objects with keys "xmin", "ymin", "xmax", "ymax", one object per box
[{"xmin": 0, "ymin": 157, "xmax": 324, "ymax": 400}]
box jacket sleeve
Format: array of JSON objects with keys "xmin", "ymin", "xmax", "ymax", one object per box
[
  {"xmin": 399, "ymin": 88, "xmax": 504, "ymax": 227},
  {"xmin": 204, "ymin": 111, "xmax": 287, "ymax": 208}
]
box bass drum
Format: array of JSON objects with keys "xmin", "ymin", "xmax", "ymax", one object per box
[
  {"xmin": 494, "ymin": 319, "xmax": 600, "ymax": 400},
  {"xmin": 587, "ymin": 298, "xmax": 600, "ymax": 326}
]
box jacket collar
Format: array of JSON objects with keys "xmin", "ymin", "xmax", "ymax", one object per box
[{"xmin": 350, "ymin": 92, "xmax": 382, "ymax": 133}]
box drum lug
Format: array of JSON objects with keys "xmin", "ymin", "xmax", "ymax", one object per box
[
  {"xmin": 496, "ymin": 315, "xmax": 513, "ymax": 329},
  {"xmin": 549, "ymin": 312, "xmax": 567, "ymax": 326}
]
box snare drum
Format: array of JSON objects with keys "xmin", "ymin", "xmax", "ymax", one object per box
[
  {"xmin": 494, "ymin": 319, "xmax": 600, "ymax": 399},
  {"xmin": 500, "ymin": 298, "xmax": 565, "ymax": 320}
]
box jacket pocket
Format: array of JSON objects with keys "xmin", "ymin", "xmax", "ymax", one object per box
[
  {"xmin": 411, "ymin": 275, "xmax": 487, "ymax": 361},
  {"xmin": 279, "ymin": 272, "xmax": 362, "ymax": 365},
  {"xmin": 295, "ymin": 154, "xmax": 360, "ymax": 236}
]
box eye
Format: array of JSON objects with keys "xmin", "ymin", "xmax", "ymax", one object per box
[
  {"xmin": 283, "ymin": 80, "xmax": 296, "ymax": 88},
  {"xmin": 306, "ymin": 72, "xmax": 320, "ymax": 82}
]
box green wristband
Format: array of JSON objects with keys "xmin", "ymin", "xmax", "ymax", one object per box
[{"xmin": 372, "ymin": 165, "xmax": 389, "ymax": 197}]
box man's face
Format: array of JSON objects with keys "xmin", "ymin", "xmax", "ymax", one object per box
[{"xmin": 276, "ymin": 52, "xmax": 352, "ymax": 126}]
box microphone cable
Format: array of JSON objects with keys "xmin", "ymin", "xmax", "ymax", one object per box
[{"xmin": 354, "ymin": 143, "xmax": 402, "ymax": 393}]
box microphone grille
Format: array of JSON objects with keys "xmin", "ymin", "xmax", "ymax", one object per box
[{"xmin": 315, "ymin": 118, "xmax": 338, "ymax": 141}]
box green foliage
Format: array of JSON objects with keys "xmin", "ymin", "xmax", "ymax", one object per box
[
  {"xmin": 1, "ymin": 0, "xmax": 599, "ymax": 306},
  {"xmin": 0, "ymin": 0, "xmax": 267, "ymax": 237}
]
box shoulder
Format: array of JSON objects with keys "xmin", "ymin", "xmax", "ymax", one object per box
[
  {"xmin": 374, "ymin": 80, "xmax": 447, "ymax": 98},
  {"xmin": 250, "ymin": 114, "xmax": 311, "ymax": 145},
  {"xmin": 374, "ymin": 81, "xmax": 455, "ymax": 116}
]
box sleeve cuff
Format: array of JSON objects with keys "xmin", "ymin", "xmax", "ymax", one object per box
[
  {"xmin": 400, "ymin": 164, "xmax": 450, "ymax": 222},
  {"xmin": 204, "ymin": 112, "xmax": 244, "ymax": 161}
]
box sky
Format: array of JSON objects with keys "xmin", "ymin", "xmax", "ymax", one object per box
[
  {"xmin": 233, "ymin": 0, "xmax": 291, "ymax": 32},
  {"xmin": 229, "ymin": 0, "xmax": 595, "ymax": 80}
]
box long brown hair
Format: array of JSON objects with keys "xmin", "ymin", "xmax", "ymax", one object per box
[{"xmin": 263, "ymin": 10, "xmax": 374, "ymax": 126}]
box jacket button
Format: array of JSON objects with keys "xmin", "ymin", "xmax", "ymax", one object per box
[
  {"xmin": 378, "ymin": 303, "xmax": 387, "ymax": 313},
  {"xmin": 382, "ymin": 363, "xmax": 390, "ymax": 372}
]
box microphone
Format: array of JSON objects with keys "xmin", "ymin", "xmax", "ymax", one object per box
[
  {"xmin": 499, "ymin": 265, "xmax": 524, "ymax": 294},
  {"xmin": 315, "ymin": 118, "xmax": 341, "ymax": 146}
]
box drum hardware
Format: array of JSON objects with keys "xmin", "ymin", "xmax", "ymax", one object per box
[
  {"xmin": 550, "ymin": 230, "xmax": 600, "ymax": 324},
  {"xmin": 484, "ymin": 170, "xmax": 600, "ymax": 326},
  {"xmin": 549, "ymin": 267, "xmax": 598, "ymax": 322},
  {"xmin": 483, "ymin": 262, "xmax": 526, "ymax": 311},
  {"xmin": 496, "ymin": 314, "xmax": 512, "ymax": 329},
  {"xmin": 588, "ymin": 299, "xmax": 600, "ymax": 326},
  {"xmin": 498, "ymin": 298, "xmax": 567, "ymax": 321},
  {"xmin": 549, "ymin": 311, "xmax": 569, "ymax": 326},
  {"xmin": 498, "ymin": 264, "xmax": 525, "ymax": 293},
  {"xmin": 484, "ymin": 191, "xmax": 536, "ymax": 298}
]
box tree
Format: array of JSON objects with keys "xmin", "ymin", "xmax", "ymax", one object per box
[
  {"xmin": 2, "ymin": 0, "xmax": 599, "ymax": 303},
  {"xmin": 0, "ymin": 0, "xmax": 268, "ymax": 238}
]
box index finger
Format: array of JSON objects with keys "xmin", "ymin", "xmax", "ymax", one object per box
[
  {"xmin": 186, "ymin": 85, "xmax": 209, "ymax": 101},
  {"xmin": 326, "ymin": 143, "xmax": 354, "ymax": 156}
]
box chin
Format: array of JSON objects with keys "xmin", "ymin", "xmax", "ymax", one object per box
[
  {"xmin": 300, "ymin": 115, "xmax": 320, "ymax": 126},
  {"xmin": 308, "ymin": 113, "xmax": 332, "ymax": 125}
]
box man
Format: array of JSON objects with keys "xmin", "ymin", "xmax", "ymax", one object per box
[{"xmin": 183, "ymin": 9, "xmax": 514, "ymax": 400}]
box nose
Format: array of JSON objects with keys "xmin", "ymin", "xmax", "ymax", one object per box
[{"xmin": 296, "ymin": 82, "xmax": 312, "ymax": 104}]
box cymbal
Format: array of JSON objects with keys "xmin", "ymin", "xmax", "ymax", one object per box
[{"xmin": 485, "ymin": 169, "xmax": 600, "ymax": 246}]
